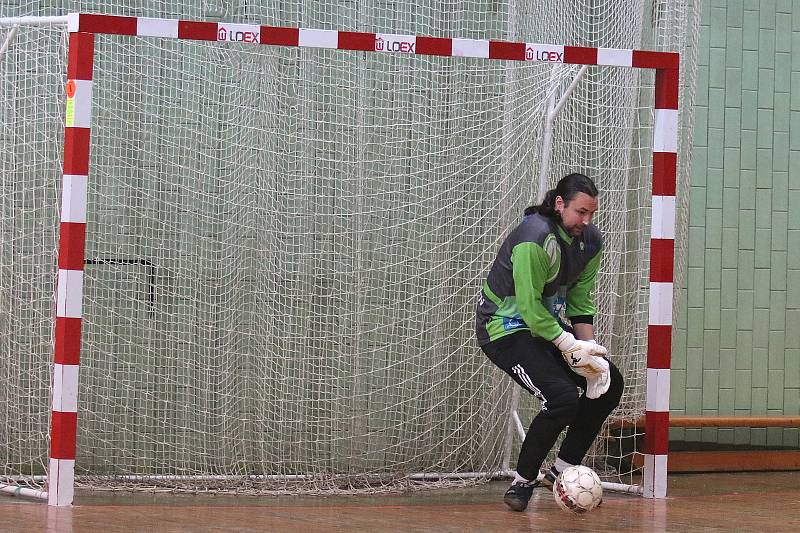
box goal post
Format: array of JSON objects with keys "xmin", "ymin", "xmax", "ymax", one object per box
[{"xmin": 0, "ymin": 12, "xmax": 686, "ymax": 506}]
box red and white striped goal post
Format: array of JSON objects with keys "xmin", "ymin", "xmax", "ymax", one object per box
[{"xmin": 50, "ymin": 12, "xmax": 679, "ymax": 506}]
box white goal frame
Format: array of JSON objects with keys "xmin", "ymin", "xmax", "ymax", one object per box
[{"xmin": 1, "ymin": 12, "xmax": 679, "ymax": 506}]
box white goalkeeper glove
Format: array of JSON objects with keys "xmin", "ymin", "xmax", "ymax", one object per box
[
  {"xmin": 576, "ymin": 354, "xmax": 611, "ymax": 399},
  {"xmin": 552, "ymin": 331, "xmax": 608, "ymax": 370},
  {"xmin": 552, "ymin": 332, "xmax": 611, "ymax": 399}
]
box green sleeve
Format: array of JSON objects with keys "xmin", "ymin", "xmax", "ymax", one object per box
[
  {"xmin": 510, "ymin": 242, "xmax": 563, "ymax": 341},
  {"xmin": 566, "ymin": 250, "xmax": 602, "ymax": 318}
]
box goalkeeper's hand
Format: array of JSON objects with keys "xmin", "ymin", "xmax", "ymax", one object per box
[
  {"xmin": 569, "ymin": 355, "xmax": 611, "ymax": 399},
  {"xmin": 552, "ymin": 331, "xmax": 608, "ymax": 370},
  {"xmin": 552, "ymin": 332, "xmax": 612, "ymax": 399}
]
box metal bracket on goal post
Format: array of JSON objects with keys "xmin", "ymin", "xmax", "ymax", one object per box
[
  {"xmin": 0, "ymin": 24, "xmax": 20, "ymax": 60},
  {"xmin": 22, "ymin": 12, "xmax": 677, "ymax": 506},
  {"xmin": 536, "ymin": 63, "xmax": 590, "ymax": 200}
]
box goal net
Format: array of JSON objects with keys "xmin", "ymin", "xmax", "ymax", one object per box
[{"xmin": 1, "ymin": 3, "xmax": 699, "ymax": 498}]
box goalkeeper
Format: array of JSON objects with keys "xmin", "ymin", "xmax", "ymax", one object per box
[{"xmin": 475, "ymin": 172, "xmax": 623, "ymax": 512}]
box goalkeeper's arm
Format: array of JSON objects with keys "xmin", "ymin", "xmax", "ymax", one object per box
[{"xmin": 572, "ymin": 323, "xmax": 595, "ymax": 343}]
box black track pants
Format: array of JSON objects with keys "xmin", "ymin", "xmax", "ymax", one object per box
[{"xmin": 481, "ymin": 331, "xmax": 624, "ymax": 480}]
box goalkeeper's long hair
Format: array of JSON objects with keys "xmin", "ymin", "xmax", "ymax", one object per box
[{"xmin": 524, "ymin": 173, "xmax": 598, "ymax": 218}]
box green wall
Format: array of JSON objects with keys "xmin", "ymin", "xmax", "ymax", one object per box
[{"xmin": 672, "ymin": 0, "xmax": 800, "ymax": 447}]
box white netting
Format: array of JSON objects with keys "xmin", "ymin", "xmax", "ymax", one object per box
[
  {"xmin": 0, "ymin": 21, "xmax": 66, "ymax": 491},
  {"xmin": 1, "ymin": 1, "xmax": 699, "ymax": 495}
]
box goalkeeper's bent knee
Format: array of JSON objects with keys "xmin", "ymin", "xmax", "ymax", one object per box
[{"xmin": 542, "ymin": 390, "xmax": 581, "ymax": 426}]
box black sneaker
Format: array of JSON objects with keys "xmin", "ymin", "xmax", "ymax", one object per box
[{"xmin": 503, "ymin": 481, "xmax": 536, "ymax": 512}]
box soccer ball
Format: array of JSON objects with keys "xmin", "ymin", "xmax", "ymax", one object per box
[{"xmin": 553, "ymin": 465, "xmax": 603, "ymax": 513}]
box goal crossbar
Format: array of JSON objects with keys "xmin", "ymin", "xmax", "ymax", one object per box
[{"xmin": 4, "ymin": 12, "xmax": 679, "ymax": 506}]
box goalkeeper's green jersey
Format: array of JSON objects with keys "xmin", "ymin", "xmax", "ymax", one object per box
[{"xmin": 475, "ymin": 212, "xmax": 603, "ymax": 346}]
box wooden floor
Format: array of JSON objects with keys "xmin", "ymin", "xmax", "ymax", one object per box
[{"xmin": 2, "ymin": 472, "xmax": 799, "ymax": 532}]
